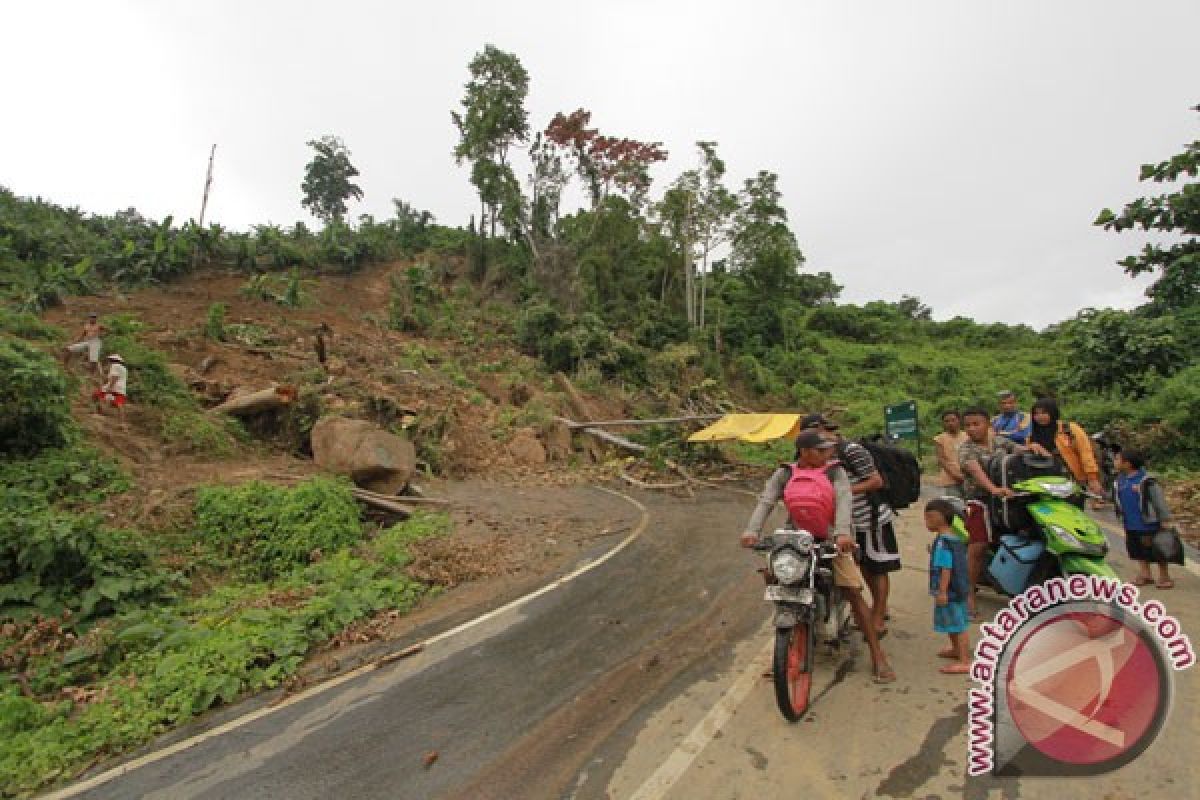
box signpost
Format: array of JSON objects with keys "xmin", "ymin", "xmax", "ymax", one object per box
[{"xmin": 884, "ymin": 400, "xmax": 920, "ymax": 457}]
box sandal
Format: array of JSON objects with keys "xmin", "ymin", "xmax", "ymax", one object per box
[
  {"xmin": 1132, "ymin": 576, "xmax": 1154, "ymax": 587},
  {"xmin": 872, "ymin": 665, "xmax": 897, "ymax": 684},
  {"xmin": 939, "ymin": 663, "xmax": 971, "ymax": 675},
  {"xmin": 937, "ymin": 648, "xmax": 957, "ymax": 660},
  {"xmin": 1156, "ymin": 579, "xmax": 1175, "ymax": 590}
]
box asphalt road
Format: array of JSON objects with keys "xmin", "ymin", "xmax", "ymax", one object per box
[{"xmin": 51, "ymin": 486, "xmax": 1199, "ymax": 800}]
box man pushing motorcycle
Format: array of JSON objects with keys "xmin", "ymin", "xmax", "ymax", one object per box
[{"xmin": 740, "ymin": 429, "xmax": 896, "ymax": 684}]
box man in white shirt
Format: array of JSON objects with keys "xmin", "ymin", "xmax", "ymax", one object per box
[{"xmin": 93, "ymin": 354, "xmax": 128, "ymax": 417}]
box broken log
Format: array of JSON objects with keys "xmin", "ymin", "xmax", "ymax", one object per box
[
  {"xmin": 209, "ymin": 385, "xmax": 298, "ymax": 416},
  {"xmin": 559, "ymin": 414, "xmax": 723, "ymax": 429},
  {"xmin": 353, "ymin": 491, "xmax": 413, "ymax": 517},
  {"xmin": 575, "ymin": 425, "xmax": 646, "ymax": 454}
]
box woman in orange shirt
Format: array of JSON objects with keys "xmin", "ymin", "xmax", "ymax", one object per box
[{"xmin": 1028, "ymin": 398, "xmax": 1103, "ymax": 500}]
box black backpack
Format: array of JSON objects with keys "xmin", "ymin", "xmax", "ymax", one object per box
[{"xmin": 838, "ymin": 436, "xmax": 922, "ymax": 512}]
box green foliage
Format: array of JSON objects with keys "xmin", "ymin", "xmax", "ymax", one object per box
[
  {"xmin": 0, "ymin": 337, "xmax": 72, "ymax": 456},
  {"xmin": 160, "ymin": 411, "xmax": 243, "ymax": 457},
  {"xmin": 102, "ymin": 321, "xmax": 194, "ymax": 409},
  {"xmin": 388, "ymin": 264, "xmax": 437, "ymax": 333},
  {"xmin": 0, "ymin": 308, "xmax": 61, "ymax": 340},
  {"xmin": 1094, "ymin": 106, "xmax": 1199, "ymax": 311},
  {"xmin": 1057, "ymin": 307, "xmax": 1186, "ymax": 398},
  {"xmin": 204, "ymin": 302, "xmax": 227, "ymax": 341},
  {"xmin": 239, "ymin": 270, "xmax": 312, "ymax": 308},
  {"xmin": 301, "ymin": 135, "xmax": 364, "ymax": 226},
  {"xmin": 0, "ymin": 507, "xmax": 444, "ymax": 796},
  {"xmin": 194, "ymin": 478, "xmax": 363, "ymax": 579},
  {"xmin": 0, "ymin": 444, "xmax": 128, "ymax": 508}
]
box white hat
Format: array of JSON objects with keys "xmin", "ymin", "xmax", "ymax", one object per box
[{"xmin": 106, "ymin": 354, "xmax": 124, "ymax": 364}]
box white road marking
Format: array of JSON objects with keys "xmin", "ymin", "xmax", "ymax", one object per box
[
  {"xmin": 41, "ymin": 487, "xmax": 649, "ymax": 800},
  {"xmin": 627, "ymin": 637, "xmax": 774, "ymax": 800}
]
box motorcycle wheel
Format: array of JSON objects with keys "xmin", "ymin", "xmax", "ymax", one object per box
[{"xmin": 773, "ymin": 623, "xmax": 814, "ymax": 722}]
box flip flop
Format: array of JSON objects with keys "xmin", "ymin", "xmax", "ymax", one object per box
[
  {"xmin": 1132, "ymin": 576, "xmax": 1154, "ymax": 587},
  {"xmin": 873, "ymin": 666, "xmax": 897, "ymax": 684},
  {"xmin": 1156, "ymin": 579, "xmax": 1175, "ymax": 590},
  {"xmin": 937, "ymin": 648, "xmax": 957, "ymax": 660},
  {"xmin": 939, "ymin": 664, "xmax": 971, "ymax": 675}
]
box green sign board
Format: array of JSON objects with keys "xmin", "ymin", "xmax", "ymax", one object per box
[{"xmin": 884, "ymin": 400, "xmax": 919, "ymax": 441}]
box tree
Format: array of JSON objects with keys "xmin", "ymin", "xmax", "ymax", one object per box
[
  {"xmin": 300, "ymin": 135, "xmax": 363, "ymax": 226},
  {"xmin": 730, "ymin": 171, "xmax": 804, "ymax": 297},
  {"xmin": 452, "ymin": 45, "xmax": 530, "ymax": 248},
  {"xmin": 1094, "ymin": 105, "xmax": 1199, "ymax": 312},
  {"xmin": 1058, "ymin": 307, "xmax": 1186, "ymax": 398},
  {"xmin": 692, "ymin": 142, "xmax": 738, "ymax": 328},
  {"xmin": 544, "ymin": 109, "xmax": 667, "ymax": 210}
]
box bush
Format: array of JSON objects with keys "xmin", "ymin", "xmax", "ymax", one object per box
[
  {"xmin": 194, "ymin": 478, "xmax": 363, "ymax": 579},
  {"xmin": 806, "ymin": 305, "xmax": 886, "ymax": 342},
  {"xmin": 0, "ymin": 338, "xmax": 72, "ymax": 456},
  {"xmin": 204, "ymin": 303, "xmax": 227, "ymax": 341}
]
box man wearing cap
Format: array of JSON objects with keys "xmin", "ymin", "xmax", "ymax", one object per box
[
  {"xmin": 93, "ymin": 354, "xmax": 128, "ymax": 417},
  {"xmin": 992, "ymin": 390, "xmax": 1031, "ymax": 445},
  {"xmin": 802, "ymin": 413, "xmax": 900, "ymax": 639},
  {"xmin": 63, "ymin": 313, "xmax": 106, "ymax": 374},
  {"xmin": 740, "ymin": 429, "xmax": 896, "ymax": 683}
]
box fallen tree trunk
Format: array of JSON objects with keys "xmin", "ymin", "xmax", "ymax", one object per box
[
  {"xmin": 559, "ymin": 414, "xmax": 723, "ymax": 429},
  {"xmin": 210, "ymin": 385, "xmax": 298, "ymax": 416},
  {"xmin": 575, "ymin": 425, "xmax": 646, "ymax": 454},
  {"xmin": 353, "ymin": 491, "xmax": 413, "ymax": 517}
]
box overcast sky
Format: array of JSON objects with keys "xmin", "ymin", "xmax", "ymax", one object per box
[{"xmin": 3, "ymin": 1, "xmax": 1196, "ymax": 328}]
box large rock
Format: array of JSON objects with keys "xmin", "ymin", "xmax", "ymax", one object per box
[
  {"xmin": 311, "ymin": 417, "xmax": 417, "ymax": 494},
  {"xmin": 507, "ymin": 426, "xmax": 547, "ymax": 466}
]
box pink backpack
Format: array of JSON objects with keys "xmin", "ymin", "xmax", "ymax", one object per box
[{"xmin": 782, "ymin": 464, "xmax": 836, "ymax": 539}]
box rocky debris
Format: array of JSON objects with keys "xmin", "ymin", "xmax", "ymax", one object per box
[
  {"xmin": 311, "ymin": 416, "xmax": 417, "ymax": 494},
  {"xmin": 506, "ymin": 426, "xmax": 547, "ymax": 466}
]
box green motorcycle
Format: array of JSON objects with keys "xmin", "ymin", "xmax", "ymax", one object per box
[{"xmin": 987, "ymin": 474, "xmax": 1118, "ymax": 594}]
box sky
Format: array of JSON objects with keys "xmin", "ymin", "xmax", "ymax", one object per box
[{"xmin": 3, "ymin": 0, "xmax": 1196, "ymax": 328}]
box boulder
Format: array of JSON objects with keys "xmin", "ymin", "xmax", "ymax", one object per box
[
  {"xmin": 311, "ymin": 416, "xmax": 417, "ymax": 494},
  {"xmin": 507, "ymin": 426, "xmax": 547, "ymax": 466}
]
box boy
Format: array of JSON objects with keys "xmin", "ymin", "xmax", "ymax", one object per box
[
  {"xmin": 64, "ymin": 313, "xmax": 106, "ymax": 374},
  {"xmin": 1114, "ymin": 449, "xmax": 1179, "ymax": 589},
  {"xmin": 925, "ymin": 498, "xmax": 971, "ymax": 674}
]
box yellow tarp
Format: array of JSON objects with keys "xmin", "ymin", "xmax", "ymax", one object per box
[{"xmin": 687, "ymin": 413, "xmax": 802, "ymax": 443}]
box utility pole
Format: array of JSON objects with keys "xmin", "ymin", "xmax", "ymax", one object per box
[{"xmin": 198, "ymin": 144, "xmax": 216, "ymax": 227}]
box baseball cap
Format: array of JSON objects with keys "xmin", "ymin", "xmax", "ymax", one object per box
[
  {"xmin": 800, "ymin": 413, "xmax": 839, "ymax": 431},
  {"xmin": 794, "ymin": 429, "xmax": 835, "ymax": 450}
]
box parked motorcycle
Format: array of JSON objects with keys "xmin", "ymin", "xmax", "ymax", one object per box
[
  {"xmin": 987, "ymin": 472, "xmax": 1118, "ymax": 595},
  {"xmin": 753, "ymin": 529, "xmax": 852, "ymax": 721}
]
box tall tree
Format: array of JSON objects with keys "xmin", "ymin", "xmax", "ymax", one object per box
[
  {"xmin": 730, "ymin": 170, "xmax": 804, "ymax": 297},
  {"xmin": 300, "ymin": 135, "xmax": 363, "ymax": 226},
  {"xmin": 451, "ymin": 45, "xmax": 530, "ymax": 248},
  {"xmin": 692, "ymin": 142, "xmax": 738, "ymax": 328},
  {"xmin": 544, "ymin": 109, "xmax": 667, "ymax": 210},
  {"xmin": 1094, "ymin": 105, "xmax": 1199, "ymax": 312}
]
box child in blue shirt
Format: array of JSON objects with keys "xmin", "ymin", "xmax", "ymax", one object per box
[{"xmin": 925, "ymin": 498, "xmax": 972, "ymax": 674}]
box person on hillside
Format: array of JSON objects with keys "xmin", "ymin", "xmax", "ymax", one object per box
[
  {"xmin": 958, "ymin": 406, "xmax": 1025, "ymax": 618},
  {"xmin": 92, "ymin": 354, "xmax": 128, "ymax": 419},
  {"xmin": 1114, "ymin": 448, "xmax": 1179, "ymax": 590},
  {"xmin": 63, "ymin": 312, "xmax": 105, "ymax": 374},
  {"xmin": 803, "ymin": 413, "xmax": 900, "ymax": 639},
  {"xmin": 933, "ymin": 410, "xmax": 968, "ymax": 499},
  {"xmin": 992, "ymin": 390, "xmax": 1031, "ymax": 445},
  {"xmin": 1027, "ymin": 398, "xmax": 1104, "ymax": 503},
  {"xmin": 925, "ymin": 498, "xmax": 972, "ymax": 674},
  {"xmin": 740, "ymin": 429, "xmax": 896, "ymax": 684}
]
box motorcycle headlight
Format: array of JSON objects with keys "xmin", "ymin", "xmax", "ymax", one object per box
[
  {"xmin": 770, "ymin": 548, "xmax": 807, "ymax": 585},
  {"xmin": 1050, "ymin": 524, "xmax": 1084, "ymax": 550}
]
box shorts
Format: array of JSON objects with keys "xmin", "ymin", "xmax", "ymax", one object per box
[
  {"xmin": 68, "ymin": 338, "xmax": 102, "ymax": 362},
  {"xmin": 1125, "ymin": 529, "xmax": 1159, "ymax": 562},
  {"xmin": 934, "ymin": 599, "xmax": 970, "ymax": 634},
  {"xmin": 964, "ymin": 500, "xmax": 992, "ymax": 546},
  {"xmin": 92, "ymin": 390, "xmax": 126, "ymax": 407},
  {"xmin": 832, "ymin": 552, "xmax": 865, "ymax": 590},
  {"xmin": 856, "ymin": 521, "xmax": 901, "ymax": 575}
]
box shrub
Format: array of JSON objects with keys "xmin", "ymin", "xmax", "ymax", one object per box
[
  {"xmin": 0, "ymin": 338, "xmax": 72, "ymax": 456},
  {"xmin": 806, "ymin": 305, "xmax": 886, "ymax": 342},
  {"xmin": 194, "ymin": 478, "xmax": 363, "ymax": 579},
  {"xmin": 204, "ymin": 302, "xmax": 227, "ymax": 341}
]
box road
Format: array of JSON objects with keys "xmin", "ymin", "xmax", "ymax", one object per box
[{"xmin": 51, "ymin": 485, "xmax": 1199, "ymax": 800}]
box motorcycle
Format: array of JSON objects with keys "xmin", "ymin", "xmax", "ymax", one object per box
[
  {"xmin": 1091, "ymin": 430, "xmax": 1120, "ymax": 504},
  {"xmin": 986, "ymin": 473, "xmax": 1118, "ymax": 595},
  {"xmin": 753, "ymin": 528, "xmax": 852, "ymax": 722}
]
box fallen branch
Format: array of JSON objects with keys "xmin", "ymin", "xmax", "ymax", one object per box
[
  {"xmin": 576, "ymin": 425, "xmax": 646, "ymax": 454},
  {"xmin": 559, "ymin": 414, "xmax": 723, "ymax": 429},
  {"xmin": 352, "ymin": 491, "xmax": 413, "ymax": 518},
  {"xmin": 374, "ymin": 643, "xmax": 425, "ymax": 668},
  {"xmin": 619, "ymin": 467, "xmax": 688, "ymax": 491}
]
